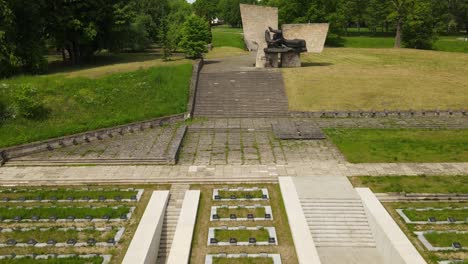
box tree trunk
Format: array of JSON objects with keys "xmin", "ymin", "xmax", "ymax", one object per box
[{"xmin": 394, "ymin": 17, "xmax": 402, "ymax": 48}]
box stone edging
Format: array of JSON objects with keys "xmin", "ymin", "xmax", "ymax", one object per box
[
  {"xmin": 290, "ymin": 109, "xmax": 467, "ymax": 118},
  {"xmin": 186, "ymin": 58, "xmax": 204, "ymax": 119},
  {"xmin": 205, "ymin": 254, "xmax": 282, "ymax": 264},
  {"xmin": 415, "ymin": 230, "xmax": 467, "ymax": 251},
  {"xmin": 0, "ymin": 114, "xmax": 184, "ymax": 166}
]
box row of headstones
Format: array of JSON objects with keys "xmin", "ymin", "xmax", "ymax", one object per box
[
  {"xmin": 397, "ymin": 209, "xmax": 467, "ymax": 224},
  {"xmin": 0, "ymin": 254, "xmax": 111, "ymax": 264}
]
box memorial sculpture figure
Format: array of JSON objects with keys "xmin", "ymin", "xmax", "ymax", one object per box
[{"xmin": 265, "ymin": 27, "xmax": 307, "ymax": 53}]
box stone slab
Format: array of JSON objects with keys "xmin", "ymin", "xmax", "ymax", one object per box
[
  {"xmin": 167, "ymin": 190, "xmax": 200, "ymax": 264},
  {"xmin": 272, "ymin": 120, "xmax": 326, "ymax": 140},
  {"xmin": 282, "ymin": 24, "xmax": 329, "ymax": 53},
  {"xmin": 279, "ymin": 177, "xmax": 321, "ymax": 264},
  {"xmin": 122, "ymin": 191, "xmax": 169, "ymax": 264},
  {"xmin": 356, "ymin": 188, "xmax": 427, "ymax": 264}
]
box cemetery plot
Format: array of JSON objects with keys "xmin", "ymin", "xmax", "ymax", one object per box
[
  {"xmin": 397, "ymin": 207, "xmax": 468, "ymax": 224},
  {"xmin": 210, "ymin": 205, "xmax": 272, "ymax": 221},
  {"xmin": 206, "ymin": 253, "xmax": 281, "ymax": 264},
  {"xmin": 416, "ymin": 231, "xmax": 467, "ymax": 251},
  {"xmin": 213, "ymin": 188, "xmax": 269, "ymax": 201},
  {"xmin": 0, "ymin": 188, "xmax": 143, "ymax": 203},
  {"xmin": 208, "ymin": 226, "xmax": 278, "ymax": 246},
  {"xmin": 0, "ymin": 254, "xmax": 111, "ymax": 263},
  {"xmin": 189, "ymin": 184, "xmax": 296, "ymax": 264},
  {"xmin": 0, "ymin": 205, "xmax": 134, "ymax": 222}
]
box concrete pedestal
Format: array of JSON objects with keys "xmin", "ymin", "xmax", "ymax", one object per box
[
  {"xmin": 265, "ymin": 53, "xmax": 279, "ymax": 68},
  {"xmin": 281, "ymin": 52, "xmax": 301, "ymax": 67}
]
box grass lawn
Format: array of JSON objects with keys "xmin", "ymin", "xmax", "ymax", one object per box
[
  {"xmin": 0, "ymin": 63, "xmax": 192, "ymax": 148},
  {"xmin": 213, "ymin": 257, "xmax": 273, "ymax": 264},
  {"xmin": 349, "ymin": 176, "xmax": 468, "ymax": 193},
  {"xmin": 424, "ymin": 232, "xmax": 468, "ymax": 248},
  {"xmin": 0, "ymin": 227, "xmax": 117, "ymax": 243},
  {"xmin": 216, "ymin": 207, "xmax": 266, "ymax": 218},
  {"xmin": 215, "ymin": 228, "xmax": 270, "ymax": 242},
  {"xmin": 325, "ymin": 129, "xmax": 468, "ymax": 163},
  {"xmin": 190, "ymin": 184, "xmax": 298, "ymax": 264},
  {"xmin": 0, "ymin": 257, "xmax": 104, "ymax": 264},
  {"xmin": 283, "ymin": 48, "xmax": 468, "ymax": 111},
  {"xmin": 403, "ymin": 209, "xmax": 468, "ymax": 222},
  {"xmin": 206, "ymin": 26, "xmax": 248, "ymax": 59},
  {"xmin": 0, "ymin": 189, "xmax": 138, "ymax": 200},
  {"xmin": 217, "ymin": 190, "xmax": 264, "ymax": 199},
  {"xmin": 0, "ymin": 205, "xmax": 130, "ymax": 219}
]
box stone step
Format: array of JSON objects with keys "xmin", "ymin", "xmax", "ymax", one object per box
[
  {"xmin": 315, "ymin": 242, "xmax": 377, "ymax": 248},
  {"xmin": 303, "ymin": 211, "xmax": 367, "ymax": 215},
  {"xmin": 311, "ymin": 233, "xmax": 374, "ymax": 238},
  {"xmin": 311, "ymin": 229, "xmax": 373, "ymax": 234},
  {"xmin": 308, "ymin": 222, "xmax": 371, "ymax": 228}
]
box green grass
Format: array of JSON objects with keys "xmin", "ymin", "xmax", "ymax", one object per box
[
  {"xmin": 212, "ymin": 26, "xmax": 245, "ymax": 49},
  {"xmin": 0, "ymin": 189, "xmax": 138, "ymax": 200},
  {"xmin": 217, "ymin": 190, "xmax": 264, "ymax": 199},
  {"xmin": 0, "ymin": 63, "xmax": 192, "ymax": 148},
  {"xmin": 424, "ymin": 232, "xmax": 468, "ymax": 247},
  {"xmin": 214, "ymin": 228, "xmax": 270, "ymax": 242},
  {"xmin": 213, "ymin": 258, "xmax": 274, "ymax": 264},
  {"xmin": 349, "ymin": 176, "xmax": 468, "ymax": 193},
  {"xmin": 325, "ymin": 129, "xmax": 468, "ymax": 163},
  {"xmin": 0, "ymin": 206, "xmax": 130, "ymax": 219},
  {"xmin": 403, "ymin": 209, "xmax": 468, "ymax": 222},
  {"xmin": 0, "ymin": 227, "xmax": 117, "ymax": 243},
  {"xmin": 343, "ymin": 36, "xmax": 394, "ymax": 48},
  {"xmin": 216, "ymin": 207, "xmax": 266, "ymax": 218},
  {"xmin": 0, "ymin": 257, "xmax": 103, "ymax": 264}
]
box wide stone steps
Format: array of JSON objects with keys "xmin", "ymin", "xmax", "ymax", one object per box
[
  {"xmin": 156, "ymin": 184, "xmax": 189, "ymax": 264},
  {"xmin": 301, "ymin": 198, "xmax": 376, "ymax": 248}
]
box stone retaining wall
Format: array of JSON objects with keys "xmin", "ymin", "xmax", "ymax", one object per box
[{"xmin": 186, "ymin": 59, "xmax": 204, "ymax": 119}]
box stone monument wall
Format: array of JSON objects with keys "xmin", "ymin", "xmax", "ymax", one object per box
[
  {"xmin": 240, "ymin": 4, "xmax": 278, "ymax": 67},
  {"xmin": 282, "ymin": 23, "xmax": 329, "ymax": 53}
]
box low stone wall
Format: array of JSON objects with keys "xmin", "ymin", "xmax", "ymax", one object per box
[
  {"xmin": 122, "ymin": 191, "xmax": 169, "ymax": 264},
  {"xmin": 278, "ymin": 177, "xmax": 321, "ymax": 264},
  {"xmin": 167, "ymin": 190, "xmax": 200, "ymax": 264},
  {"xmin": 356, "ymin": 188, "xmax": 427, "ymax": 264},
  {"xmin": 186, "ymin": 59, "xmax": 204, "ymax": 119},
  {"xmin": 290, "ymin": 109, "xmax": 467, "ymax": 118},
  {"xmin": 0, "ymin": 114, "xmax": 184, "ymax": 165}
]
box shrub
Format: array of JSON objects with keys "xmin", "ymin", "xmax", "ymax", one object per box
[
  {"xmin": 180, "ymin": 15, "xmax": 211, "ymax": 59},
  {"xmin": 13, "ymin": 84, "xmax": 49, "ymax": 120},
  {"xmin": 0, "ymin": 99, "xmax": 9, "ymax": 123}
]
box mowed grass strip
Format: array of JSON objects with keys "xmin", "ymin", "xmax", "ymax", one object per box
[
  {"xmin": 215, "ymin": 228, "xmax": 270, "ymax": 242},
  {"xmin": 217, "ymin": 190, "xmax": 264, "ymax": 199},
  {"xmin": 0, "ymin": 257, "xmax": 104, "ymax": 264},
  {"xmin": 349, "ymin": 176, "xmax": 468, "ymax": 193},
  {"xmin": 206, "ymin": 26, "xmax": 248, "ymax": 59},
  {"xmin": 0, "ymin": 206, "xmax": 130, "ymax": 219},
  {"xmin": 283, "ymin": 48, "xmax": 468, "ymax": 111},
  {"xmin": 403, "ymin": 209, "xmax": 468, "ymax": 222},
  {"xmin": 424, "ymin": 232, "xmax": 468, "ymax": 248},
  {"xmin": 0, "ymin": 227, "xmax": 117, "ymax": 243},
  {"xmin": 0, "ymin": 63, "xmax": 192, "ymax": 148},
  {"xmin": 213, "ymin": 258, "xmax": 274, "ymax": 264},
  {"xmin": 325, "ymin": 129, "xmax": 468, "ymax": 163},
  {"xmin": 0, "ymin": 189, "xmax": 138, "ymax": 201},
  {"xmin": 216, "ymin": 207, "xmax": 266, "ymax": 218}
]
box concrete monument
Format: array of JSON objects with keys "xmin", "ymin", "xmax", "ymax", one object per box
[{"xmin": 282, "ymin": 23, "xmax": 329, "ymax": 53}]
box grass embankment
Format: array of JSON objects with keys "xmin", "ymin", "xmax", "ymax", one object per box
[
  {"xmin": 0, "ymin": 206, "xmax": 130, "ymax": 219},
  {"xmin": 0, "ymin": 257, "xmax": 104, "ymax": 264},
  {"xmin": 0, "ymin": 227, "xmax": 117, "ymax": 243},
  {"xmin": 325, "ymin": 129, "xmax": 468, "ymax": 163},
  {"xmin": 213, "ymin": 258, "xmax": 274, "ymax": 264},
  {"xmin": 215, "ymin": 228, "xmax": 270, "ymax": 242},
  {"xmin": 403, "ymin": 209, "xmax": 468, "ymax": 222},
  {"xmin": 0, "ymin": 189, "xmax": 138, "ymax": 200},
  {"xmin": 217, "ymin": 207, "xmax": 266, "ymax": 218},
  {"xmin": 425, "ymin": 232, "xmax": 468, "ymax": 248},
  {"xmin": 349, "ymin": 176, "xmax": 468, "ymax": 193},
  {"xmin": 0, "ymin": 62, "xmax": 192, "ymax": 148},
  {"xmin": 206, "ymin": 26, "xmax": 248, "ymax": 59},
  {"xmin": 283, "ymin": 48, "xmax": 468, "ymax": 111}
]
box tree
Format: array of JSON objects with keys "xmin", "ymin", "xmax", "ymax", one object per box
[
  {"xmin": 365, "ymin": 0, "xmax": 390, "ymax": 33},
  {"xmin": 180, "ymin": 15, "xmax": 211, "ymax": 58},
  {"xmin": 218, "ymin": 0, "xmax": 256, "ymax": 27},
  {"xmin": 389, "ymin": 0, "xmax": 414, "ymax": 48},
  {"xmin": 402, "ymin": 0, "xmax": 437, "ymax": 49},
  {"xmin": 193, "ymin": 0, "xmax": 219, "ymax": 24},
  {"xmin": 166, "ymin": 0, "xmax": 192, "ymax": 52},
  {"xmin": 0, "ymin": 0, "xmax": 19, "ymax": 77}
]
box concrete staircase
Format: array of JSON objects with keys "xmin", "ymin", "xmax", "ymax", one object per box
[
  {"xmin": 300, "ymin": 198, "xmax": 376, "ymax": 248},
  {"xmin": 156, "ymin": 184, "xmax": 190, "ymax": 264}
]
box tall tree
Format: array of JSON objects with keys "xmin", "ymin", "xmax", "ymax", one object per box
[{"xmin": 389, "ymin": 0, "xmax": 413, "ymax": 48}]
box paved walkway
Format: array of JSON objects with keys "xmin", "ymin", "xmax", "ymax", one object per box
[{"xmin": 193, "ymin": 55, "xmax": 289, "ymax": 117}]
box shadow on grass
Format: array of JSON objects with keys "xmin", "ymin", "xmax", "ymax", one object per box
[
  {"xmin": 301, "ymin": 62, "xmax": 333, "ymax": 67},
  {"xmin": 203, "ymin": 60, "xmax": 221, "ymax": 65}
]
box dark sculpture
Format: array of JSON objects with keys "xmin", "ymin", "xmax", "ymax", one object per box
[{"xmin": 265, "ymin": 27, "xmax": 307, "ymax": 53}]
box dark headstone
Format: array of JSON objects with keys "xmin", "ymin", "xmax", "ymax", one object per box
[
  {"xmin": 428, "ymin": 217, "xmax": 436, "ymax": 223},
  {"xmin": 13, "ymin": 216, "xmax": 22, "ymax": 221},
  {"xmin": 35, "ymin": 196, "xmax": 42, "ymax": 201},
  {"xmin": 265, "ymin": 214, "xmax": 271, "ymax": 219},
  {"xmin": 50, "ymin": 196, "xmax": 58, "ymax": 201},
  {"xmin": 210, "ymin": 238, "xmax": 218, "ymax": 244},
  {"xmin": 85, "ymin": 215, "xmax": 93, "ymax": 221},
  {"xmin": 67, "ymin": 239, "xmax": 77, "ymax": 245},
  {"xmin": 67, "ymin": 196, "xmax": 74, "ymax": 201},
  {"xmin": 31, "ymin": 215, "xmax": 40, "ymax": 221},
  {"xmin": 452, "ymin": 242, "xmax": 462, "ymax": 249},
  {"xmin": 107, "ymin": 238, "xmax": 115, "ymax": 244},
  {"xmin": 49, "ymin": 215, "xmax": 57, "ymax": 221},
  {"xmin": 82, "ymin": 196, "xmax": 90, "ymax": 201},
  {"xmin": 249, "ymin": 237, "xmax": 256, "ymax": 244},
  {"xmin": 6, "ymin": 239, "xmax": 16, "ymax": 245},
  {"xmin": 229, "ymin": 238, "xmax": 237, "ymax": 244},
  {"xmin": 130, "ymin": 195, "xmax": 137, "ymax": 201},
  {"xmin": 262, "ymin": 194, "xmax": 268, "ymax": 200},
  {"xmin": 87, "ymin": 238, "xmax": 96, "ymax": 245},
  {"xmin": 214, "ymin": 195, "xmax": 221, "ymax": 200},
  {"xmin": 246, "ymin": 194, "xmax": 253, "ymax": 199},
  {"xmin": 120, "ymin": 214, "xmax": 128, "ymax": 220},
  {"xmin": 27, "ymin": 239, "xmax": 37, "ymax": 245},
  {"xmin": 114, "ymin": 196, "xmax": 122, "ymax": 201},
  {"xmin": 230, "ymin": 195, "xmax": 237, "ymax": 200},
  {"xmin": 212, "ymin": 214, "xmax": 219, "ymax": 220},
  {"xmin": 2, "ymin": 197, "xmax": 9, "ymax": 202},
  {"xmin": 230, "ymin": 214, "xmax": 237, "ymax": 220},
  {"xmin": 247, "ymin": 214, "xmax": 254, "ymax": 220},
  {"xmin": 448, "ymin": 217, "xmax": 456, "ymax": 223},
  {"xmin": 98, "ymin": 196, "xmax": 106, "ymax": 201},
  {"xmin": 18, "ymin": 197, "xmax": 25, "ymax": 201},
  {"xmin": 67, "ymin": 215, "xmax": 75, "ymax": 221},
  {"xmin": 268, "ymin": 237, "xmax": 276, "ymax": 244},
  {"xmin": 102, "ymin": 215, "xmax": 110, "ymax": 220},
  {"xmin": 47, "ymin": 239, "xmax": 57, "ymax": 245}
]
